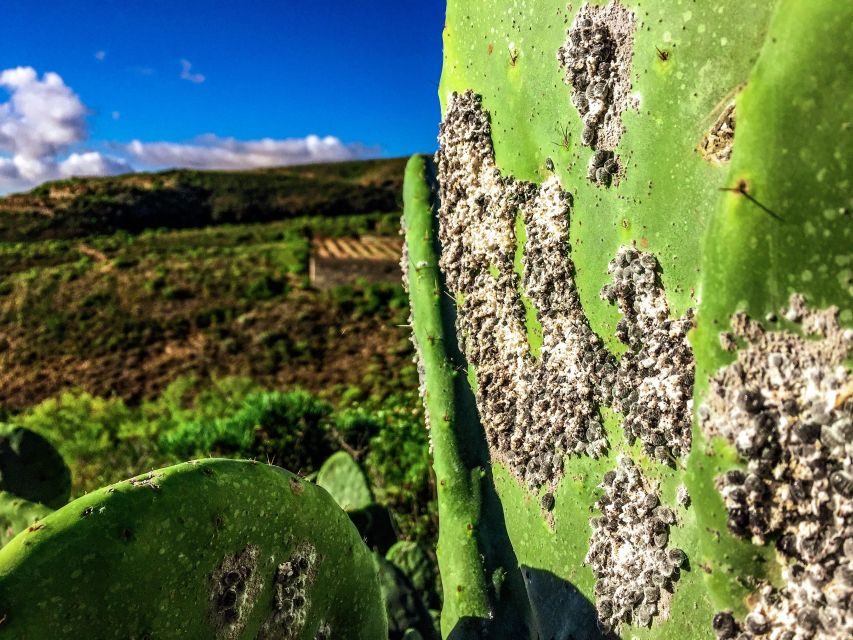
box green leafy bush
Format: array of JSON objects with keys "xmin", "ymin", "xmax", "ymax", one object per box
[
  {"xmin": 158, "ymin": 389, "xmax": 334, "ymax": 472},
  {"xmin": 17, "ymin": 391, "xmax": 153, "ymax": 493},
  {"xmin": 7, "ymin": 376, "xmax": 433, "ymax": 548},
  {"xmin": 243, "ymin": 274, "xmax": 288, "ymax": 301},
  {"xmin": 335, "ymin": 392, "xmax": 435, "ymax": 545}
]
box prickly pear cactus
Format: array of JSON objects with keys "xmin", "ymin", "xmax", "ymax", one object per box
[
  {"xmin": 403, "ymin": 1, "xmax": 852, "ymax": 639},
  {"xmin": 0, "ymin": 459, "xmax": 386, "ymax": 639},
  {"xmin": 376, "ymin": 553, "xmax": 440, "ymax": 640},
  {"xmin": 317, "ymin": 450, "xmax": 375, "ymax": 512},
  {"xmin": 386, "ymin": 541, "xmax": 441, "ymax": 607},
  {"xmin": 0, "ymin": 491, "xmax": 52, "ymax": 548},
  {"xmin": 0, "ymin": 424, "xmax": 70, "ymax": 509}
]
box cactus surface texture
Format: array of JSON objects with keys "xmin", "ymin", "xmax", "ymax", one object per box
[
  {"xmin": 0, "ymin": 459, "xmax": 386, "ymax": 639},
  {"xmin": 404, "ymin": 1, "xmax": 852, "ymax": 638}
]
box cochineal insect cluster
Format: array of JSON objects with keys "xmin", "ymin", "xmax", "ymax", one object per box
[
  {"xmin": 209, "ymin": 545, "xmax": 263, "ymax": 639},
  {"xmin": 557, "ymin": 0, "xmax": 636, "ymax": 186},
  {"xmin": 435, "ymin": 89, "xmax": 696, "ymax": 494},
  {"xmin": 601, "ymin": 246, "xmax": 695, "ymax": 463},
  {"xmin": 586, "ymin": 455, "xmax": 687, "ymax": 634},
  {"xmin": 702, "ymin": 294, "xmax": 853, "ymax": 639},
  {"xmin": 435, "ymin": 89, "xmax": 616, "ymax": 489},
  {"xmin": 587, "ymin": 149, "xmax": 619, "ymax": 187},
  {"xmin": 259, "ymin": 543, "xmax": 321, "ymax": 639}
]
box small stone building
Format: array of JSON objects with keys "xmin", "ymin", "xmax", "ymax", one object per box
[{"xmin": 309, "ymin": 236, "xmax": 403, "ymax": 288}]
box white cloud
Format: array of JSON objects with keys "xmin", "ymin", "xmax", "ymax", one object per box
[
  {"xmin": 59, "ymin": 152, "xmax": 130, "ymax": 178},
  {"xmin": 95, "ymin": 50, "xmax": 107, "ymax": 61},
  {"xmin": 0, "ymin": 67, "xmax": 88, "ymax": 159},
  {"xmin": 120, "ymin": 134, "xmax": 376, "ymax": 170},
  {"xmin": 179, "ymin": 59, "xmax": 205, "ymax": 84},
  {"xmin": 0, "ymin": 66, "xmax": 378, "ymax": 194},
  {"xmin": 0, "ymin": 66, "xmax": 129, "ymax": 191}
]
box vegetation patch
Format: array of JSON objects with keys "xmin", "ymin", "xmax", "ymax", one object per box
[
  {"xmin": 0, "ymin": 158, "xmax": 406, "ymax": 242},
  {"xmin": 0, "ymin": 213, "xmax": 411, "ymax": 409}
]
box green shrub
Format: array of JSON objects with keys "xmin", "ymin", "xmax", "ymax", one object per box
[
  {"xmin": 7, "ymin": 377, "xmax": 434, "ymax": 549},
  {"xmin": 243, "ymin": 274, "xmax": 287, "ymax": 301},
  {"xmin": 139, "ymin": 376, "xmax": 260, "ymax": 437},
  {"xmin": 111, "ymin": 256, "xmax": 137, "ymax": 269},
  {"xmin": 158, "ymin": 389, "xmax": 335, "ymax": 473},
  {"xmin": 17, "ymin": 392, "xmax": 156, "ymax": 494},
  {"xmin": 143, "ymin": 274, "xmax": 166, "ymax": 293},
  {"xmin": 160, "ymin": 285, "xmax": 194, "ymax": 300},
  {"xmin": 335, "ymin": 392, "xmax": 434, "ymax": 544}
]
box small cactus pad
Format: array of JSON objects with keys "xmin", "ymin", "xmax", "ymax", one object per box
[
  {"xmin": 0, "ymin": 424, "xmax": 70, "ymax": 509},
  {"xmin": 385, "ymin": 541, "xmax": 440, "ymax": 603},
  {"xmin": 317, "ymin": 451, "xmax": 374, "ymax": 512},
  {"xmin": 0, "ymin": 459, "xmax": 386, "ymax": 638},
  {"xmin": 375, "ymin": 553, "xmax": 439, "ymax": 640},
  {"xmin": 0, "ymin": 491, "xmax": 52, "ymax": 548}
]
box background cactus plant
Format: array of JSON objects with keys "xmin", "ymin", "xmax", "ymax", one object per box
[
  {"xmin": 0, "ymin": 425, "xmax": 68, "ymax": 549},
  {"xmin": 385, "ymin": 541, "xmax": 441, "ymax": 612},
  {"xmin": 0, "ymin": 423, "xmax": 70, "ymax": 510},
  {"xmin": 0, "ymin": 459, "xmax": 386, "ymax": 638},
  {"xmin": 404, "ymin": 1, "xmax": 851, "ymax": 638},
  {"xmin": 376, "ymin": 554, "xmax": 440, "ymax": 640},
  {"xmin": 0, "ymin": 491, "xmax": 53, "ymax": 548},
  {"xmin": 317, "ymin": 450, "xmax": 375, "ymax": 512},
  {"xmin": 317, "ymin": 449, "xmax": 443, "ymax": 639}
]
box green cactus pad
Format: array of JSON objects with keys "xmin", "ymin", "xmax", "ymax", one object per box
[
  {"xmin": 0, "ymin": 491, "xmax": 52, "ymax": 548},
  {"xmin": 403, "ymin": 154, "xmax": 533, "ymax": 638},
  {"xmin": 385, "ymin": 541, "xmax": 440, "ymax": 605},
  {"xmin": 317, "ymin": 451, "xmax": 374, "ymax": 512},
  {"xmin": 375, "ymin": 553, "xmax": 439, "ymax": 640},
  {"xmin": 406, "ymin": 0, "xmax": 852, "ymax": 638},
  {"xmin": 348, "ymin": 503, "xmax": 399, "ymax": 555},
  {"xmin": 0, "ymin": 459, "xmax": 386, "ymax": 639},
  {"xmin": 0, "ymin": 424, "xmax": 70, "ymax": 509}
]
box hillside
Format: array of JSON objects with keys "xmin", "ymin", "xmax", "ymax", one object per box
[
  {"xmin": 0, "ymin": 158, "xmax": 432, "ymax": 548},
  {"xmin": 0, "ymin": 157, "xmax": 415, "ymax": 408},
  {"xmin": 0, "ymin": 157, "xmax": 407, "ymax": 241}
]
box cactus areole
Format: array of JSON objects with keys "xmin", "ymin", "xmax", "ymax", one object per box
[{"xmin": 404, "ymin": 1, "xmax": 852, "ymax": 638}]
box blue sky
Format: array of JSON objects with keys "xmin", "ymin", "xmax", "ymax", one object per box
[{"xmin": 0, "ymin": 1, "xmax": 445, "ymax": 192}]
